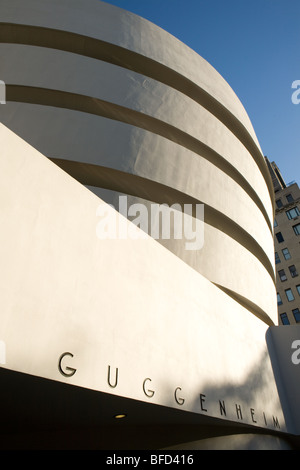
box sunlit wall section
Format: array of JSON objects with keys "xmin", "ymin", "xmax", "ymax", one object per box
[{"xmin": 0, "ymin": 0, "xmax": 276, "ymax": 324}]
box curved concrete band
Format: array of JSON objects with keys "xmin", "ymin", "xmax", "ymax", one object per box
[{"xmin": 0, "ymin": 0, "xmax": 276, "ymax": 324}]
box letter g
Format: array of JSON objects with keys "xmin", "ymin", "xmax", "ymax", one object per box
[{"xmin": 58, "ymin": 352, "xmax": 77, "ymax": 377}]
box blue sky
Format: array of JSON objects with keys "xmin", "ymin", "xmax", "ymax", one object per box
[{"xmin": 103, "ymin": 0, "xmax": 300, "ymax": 187}]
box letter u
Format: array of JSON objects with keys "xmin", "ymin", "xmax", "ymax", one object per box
[{"xmin": 108, "ymin": 365, "xmax": 118, "ymax": 388}]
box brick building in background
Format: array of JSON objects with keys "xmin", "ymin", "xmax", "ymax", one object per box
[{"xmin": 266, "ymin": 158, "xmax": 300, "ymax": 325}]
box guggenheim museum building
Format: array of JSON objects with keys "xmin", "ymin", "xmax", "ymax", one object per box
[{"xmin": 0, "ymin": 0, "xmax": 300, "ymax": 450}]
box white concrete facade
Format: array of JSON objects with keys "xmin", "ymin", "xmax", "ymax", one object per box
[{"xmin": 0, "ymin": 0, "xmax": 296, "ymax": 450}]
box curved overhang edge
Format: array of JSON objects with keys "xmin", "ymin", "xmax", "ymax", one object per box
[
  {"xmin": 5, "ymin": 83, "xmax": 274, "ymax": 235},
  {"xmin": 0, "ymin": 22, "xmax": 275, "ymax": 214},
  {"xmin": 48, "ymin": 157, "xmax": 276, "ymax": 288}
]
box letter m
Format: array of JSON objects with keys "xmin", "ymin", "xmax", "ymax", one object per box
[
  {"xmin": 273, "ymin": 416, "xmax": 280, "ymax": 429},
  {"xmin": 0, "ymin": 340, "xmax": 6, "ymax": 364}
]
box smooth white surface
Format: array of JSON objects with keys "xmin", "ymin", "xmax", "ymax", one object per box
[
  {"xmin": 0, "ymin": 124, "xmax": 287, "ymax": 432},
  {"xmin": 0, "ymin": 0, "xmax": 264, "ymax": 149},
  {"xmin": 0, "ymin": 0, "xmax": 276, "ymax": 321}
]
